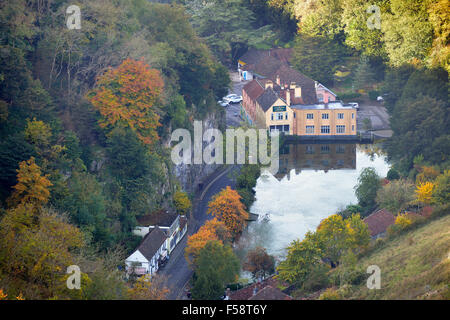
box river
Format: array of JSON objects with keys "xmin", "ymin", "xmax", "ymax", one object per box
[{"xmin": 235, "ymin": 142, "xmax": 391, "ymax": 269}]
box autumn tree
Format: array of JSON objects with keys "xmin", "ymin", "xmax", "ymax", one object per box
[
  {"xmin": 415, "ymin": 166, "xmax": 440, "ymax": 184},
  {"xmin": 185, "ymin": 218, "xmax": 230, "ymax": 266},
  {"xmin": 415, "ymin": 181, "xmax": 434, "ymax": 205},
  {"xmin": 7, "ymin": 157, "xmax": 52, "ymax": 209},
  {"xmin": 243, "ymin": 246, "xmax": 275, "ymax": 280},
  {"xmin": 207, "ymin": 186, "xmax": 249, "ymax": 239},
  {"xmin": 127, "ymin": 274, "xmax": 169, "ymax": 300},
  {"xmin": 0, "ymin": 205, "xmax": 84, "ymax": 299},
  {"xmin": 173, "ymin": 191, "xmax": 192, "ymax": 216},
  {"xmin": 87, "ymin": 58, "xmax": 164, "ymax": 145},
  {"xmin": 432, "ymin": 170, "xmax": 450, "ymax": 205}
]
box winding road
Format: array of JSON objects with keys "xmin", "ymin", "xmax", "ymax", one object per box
[{"xmin": 160, "ymin": 165, "xmax": 239, "ymax": 299}]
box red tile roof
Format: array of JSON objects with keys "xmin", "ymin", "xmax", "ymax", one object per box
[
  {"xmin": 228, "ymin": 277, "xmax": 291, "ymax": 300},
  {"xmin": 363, "ymin": 209, "xmax": 396, "ymax": 237},
  {"xmin": 243, "ymin": 79, "xmax": 265, "ymax": 101}
]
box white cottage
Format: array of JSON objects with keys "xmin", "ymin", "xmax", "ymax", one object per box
[{"xmin": 125, "ymin": 227, "xmax": 168, "ymax": 276}]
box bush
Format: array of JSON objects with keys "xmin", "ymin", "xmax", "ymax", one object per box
[
  {"xmin": 387, "ymin": 168, "xmax": 400, "ymax": 180},
  {"xmin": 319, "ymin": 287, "xmax": 341, "ymax": 300},
  {"xmin": 368, "ymin": 90, "xmax": 380, "ymax": 100},
  {"xmin": 337, "ymin": 92, "xmax": 362, "ymax": 101}
]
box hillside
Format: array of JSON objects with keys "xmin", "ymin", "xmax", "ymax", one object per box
[{"xmin": 335, "ymin": 214, "xmax": 450, "ymax": 300}]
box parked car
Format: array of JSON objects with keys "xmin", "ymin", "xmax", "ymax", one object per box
[
  {"xmin": 223, "ymin": 94, "xmax": 242, "ymax": 104},
  {"xmin": 217, "ymin": 100, "xmax": 229, "ymax": 107}
]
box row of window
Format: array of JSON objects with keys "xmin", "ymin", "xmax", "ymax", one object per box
[
  {"xmin": 306, "ymin": 113, "xmax": 354, "ymax": 120},
  {"xmin": 305, "ymin": 125, "xmax": 355, "ymax": 134},
  {"xmin": 271, "ymin": 112, "xmax": 288, "ymax": 121},
  {"xmin": 305, "ymin": 145, "xmax": 349, "ymax": 154}
]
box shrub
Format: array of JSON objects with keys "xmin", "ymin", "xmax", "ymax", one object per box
[
  {"xmin": 368, "ymin": 90, "xmax": 380, "ymax": 100},
  {"xmin": 387, "ymin": 168, "xmax": 400, "ymax": 180},
  {"xmin": 319, "ymin": 287, "xmax": 341, "ymax": 300},
  {"xmin": 337, "ymin": 92, "xmax": 362, "ymax": 101}
]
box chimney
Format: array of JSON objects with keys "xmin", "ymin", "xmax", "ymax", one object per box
[
  {"xmin": 290, "ymin": 82, "xmax": 296, "ymax": 90},
  {"xmin": 294, "ymin": 86, "xmax": 302, "ymax": 98},
  {"xmin": 286, "ymin": 89, "xmax": 291, "ymax": 106},
  {"xmin": 276, "ymin": 75, "xmax": 280, "ymax": 86},
  {"xmin": 265, "ymin": 80, "xmax": 273, "ymax": 89}
]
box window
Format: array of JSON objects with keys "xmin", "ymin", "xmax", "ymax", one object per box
[
  {"xmin": 285, "ymin": 112, "xmax": 288, "ymax": 120},
  {"xmin": 271, "ymin": 113, "xmax": 274, "ymax": 121},
  {"xmin": 336, "ymin": 145, "xmax": 346, "ymax": 154},
  {"xmin": 294, "ymin": 113, "xmax": 296, "ymax": 118},
  {"xmin": 321, "ymin": 145, "xmax": 330, "ymax": 154},
  {"xmin": 352, "ymin": 125, "xmax": 355, "ymax": 131},
  {"xmin": 321, "ymin": 125, "xmax": 330, "ymax": 134},
  {"xmin": 318, "ymin": 94, "xmax": 324, "ymax": 102},
  {"xmin": 352, "ymin": 113, "xmax": 354, "ymax": 119},
  {"xmin": 283, "ymin": 125, "xmax": 290, "ymax": 132},
  {"xmin": 306, "ymin": 146, "xmax": 314, "ymax": 154},
  {"xmin": 336, "ymin": 125, "xmax": 346, "ymax": 133},
  {"xmin": 337, "ymin": 159, "xmax": 344, "ymax": 166},
  {"xmin": 306, "ymin": 113, "xmax": 314, "ymax": 119},
  {"xmin": 338, "ymin": 113, "xmax": 344, "ymax": 119},
  {"xmin": 322, "ymin": 113, "xmax": 329, "ymax": 119},
  {"xmin": 277, "ymin": 113, "xmax": 284, "ymax": 120},
  {"xmin": 306, "ymin": 125, "xmax": 314, "ymax": 134}
]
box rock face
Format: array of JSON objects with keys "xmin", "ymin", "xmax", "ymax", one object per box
[{"xmin": 170, "ymin": 112, "xmax": 223, "ymax": 194}]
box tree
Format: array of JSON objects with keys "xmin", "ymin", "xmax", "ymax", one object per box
[
  {"xmin": 415, "ymin": 166, "xmax": 440, "ymax": 184},
  {"xmin": 207, "ymin": 186, "xmax": 249, "ymax": 239},
  {"xmin": 185, "ymin": 218, "xmax": 230, "ymax": 266},
  {"xmin": 243, "ymin": 246, "xmax": 275, "ymax": 280},
  {"xmin": 87, "ymin": 58, "xmax": 164, "ymax": 146},
  {"xmin": 173, "ymin": 191, "xmax": 192, "ymax": 216},
  {"xmin": 376, "ymin": 180, "xmax": 415, "ymax": 213},
  {"xmin": 292, "ymin": 35, "xmax": 346, "ymax": 87},
  {"xmin": 127, "ymin": 274, "xmax": 169, "ymax": 300},
  {"xmin": 277, "ymin": 232, "xmax": 323, "ymax": 286},
  {"xmin": 415, "ymin": 182, "xmax": 434, "ymax": 205},
  {"xmin": 0, "ymin": 205, "xmax": 84, "ymax": 299},
  {"xmin": 353, "ymin": 55, "xmax": 376, "ymax": 90},
  {"xmin": 7, "ymin": 157, "xmax": 52, "ymax": 209},
  {"xmin": 354, "ymin": 167, "xmax": 381, "ymax": 215},
  {"xmin": 191, "ymin": 241, "xmax": 240, "ymax": 300},
  {"xmin": 432, "ymin": 170, "xmax": 450, "ymax": 205},
  {"xmin": 185, "ymin": 0, "xmax": 275, "ymax": 64},
  {"xmin": 382, "ymin": 0, "xmax": 433, "ymax": 67}
]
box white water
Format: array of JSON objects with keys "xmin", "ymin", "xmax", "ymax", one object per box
[{"xmin": 236, "ymin": 144, "xmax": 390, "ymax": 262}]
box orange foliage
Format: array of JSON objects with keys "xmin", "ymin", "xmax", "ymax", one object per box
[
  {"xmin": 7, "ymin": 157, "xmax": 53, "ymax": 209},
  {"xmin": 207, "ymin": 186, "xmax": 249, "ymax": 239},
  {"xmin": 88, "ymin": 58, "xmax": 164, "ymax": 145}
]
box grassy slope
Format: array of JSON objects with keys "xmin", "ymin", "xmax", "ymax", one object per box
[{"xmin": 348, "ymin": 214, "xmax": 450, "ymax": 300}]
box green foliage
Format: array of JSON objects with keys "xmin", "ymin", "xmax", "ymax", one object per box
[
  {"xmin": 376, "ymin": 180, "xmax": 415, "ymax": 214},
  {"xmin": 354, "ymin": 167, "xmax": 382, "ymax": 215},
  {"xmin": 386, "ymin": 168, "xmax": 400, "ymax": 180},
  {"xmin": 338, "ymin": 204, "xmax": 363, "ymax": 219},
  {"xmin": 353, "ymin": 55, "xmax": 376, "ymax": 90},
  {"xmin": 432, "ymin": 170, "xmax": 450, "ymax": 205},
  {"xmin": 191, "ymin": 241, "xmax": 240, "ymax": 300},
  {"xmin": 186, "ymin": 0, "xmax": 275, "ymax": 64},
  {"xmin": 292, "ymin": 35, "xmax": 349, "ymax": 86},
  {"xmin": 236, "ymin": 164, "xmax": 260, "ymax": 209}
]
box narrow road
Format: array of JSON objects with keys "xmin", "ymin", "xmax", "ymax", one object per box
[{"xmin": 160, "ymin": 71, "xmax": 243, "ymax": 299}]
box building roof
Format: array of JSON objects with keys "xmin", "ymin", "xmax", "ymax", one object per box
[
  {"xmin": 270, "ymin": 64, "xmax": 317, "ymax": 105},
  {"xmin": 246, "ymin": 55, "xmax": 284, "ymax": 78},
  {"xmin": 248, "ymin": 286, "xmax": 293, "ymax": 300},
  {"xmin": 229, "ymin": 277, "xmax": 291, "ymax": 300},
  {"xmin": 363, "ymin": 209, "xmax": 396, "ymax": 237},
  {"xmin": 291, "ymin": 101, "xmax": 357, "ymax": 110},
  {"xmin": 243, "ymin": 79, "xmax": 265, "ymax": 101},
  {"xmin": 239, "ymin": 48, "xmax": 269, "ymax": 65},
  {"xmin": 256, "ymin": 87, "xmax": 280, "ymax": 112},
  {"xmin": 137, "ymin": 227, "xmax": 167, "ymax": 261},
  {"xmin": 136, "ymin": 210, "xmax": 178, "ymax": 228}
]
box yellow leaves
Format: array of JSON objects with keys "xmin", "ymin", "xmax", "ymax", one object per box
[
  {"xmin": 207, "ymin": 186, "xmax": 249, "ymax": 239},
  {"xmin": 394, "ymin": 213, "xmax": 412, "ymax": 229},
  {"xmin": 24, "ymin": 118, "xmax": 51, "ymax": 147},
  {"xmin": 7, "ymin": 157, "xmax": 53, "ymax": 209},
  {"xmin": 416, "ymin": 181, "xmax": 434, "ymax": 204},
  {"xmin": 173, "ymin": 191, "xmax": 192, "ymax": 215},
  {"xmin": 87, "ymin": 58, "xmax": 164, "ymax": 146},
  {"xmin": 0, "ymin": 289, "xmax": 7, "ymax": 300},
  {"xmin": 127, "ymin": 274, "xmax": 169, "ymax": 300}
]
